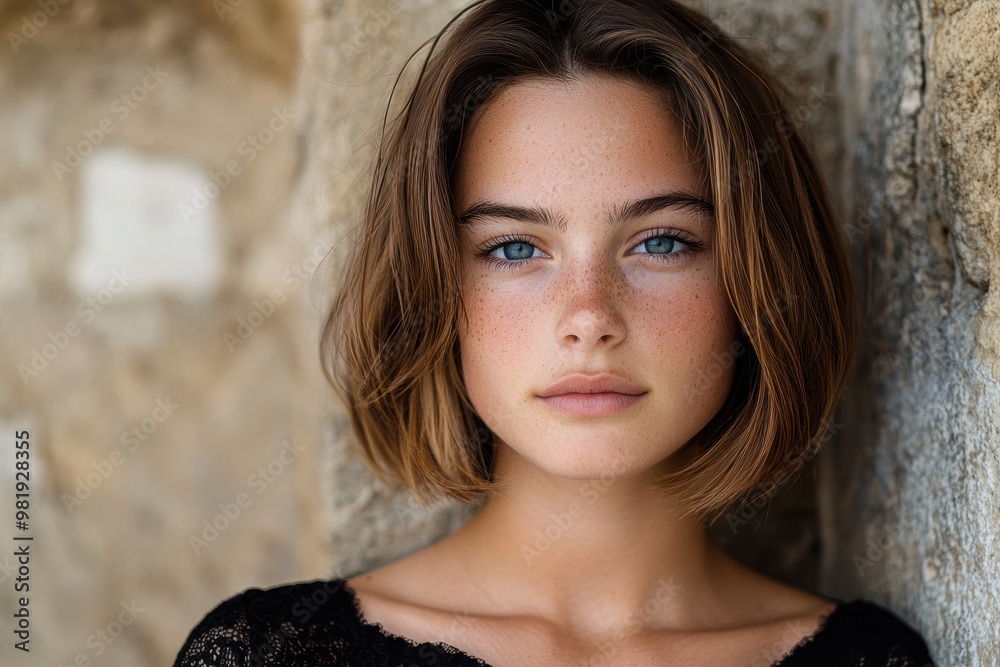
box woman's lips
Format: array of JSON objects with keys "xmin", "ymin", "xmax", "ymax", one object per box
[{"xmin": 538, "ymin": 391, "xmax": 647, "ymax": 417}]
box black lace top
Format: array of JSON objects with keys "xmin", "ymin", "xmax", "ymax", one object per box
[{"xmin": 172, "ymin": 578, "xmax": 935, "ymax": 666}]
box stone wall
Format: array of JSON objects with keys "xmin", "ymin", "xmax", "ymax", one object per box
[
  {"xmin": 291, "ymin": 0, "xmax": 484, "ymax": 589},
  {"xmin": 820, "ymin": 1, "xmax": 1000, "ymax": 663},
  {"xmin": 0, "ymin": 1, "xmax": 329, "ymax": 666}
]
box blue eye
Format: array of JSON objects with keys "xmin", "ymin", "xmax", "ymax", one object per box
[
  {"xmin": 497, "ymin": 240, "xmax": 536, "ymax": 261},
  {"xmin": 475, "ymin": 230, "xmax": 705, "ymax": 272},
  {"xmin": 634, "ymin": 235, "xmax": 680, "ymax": 255}
]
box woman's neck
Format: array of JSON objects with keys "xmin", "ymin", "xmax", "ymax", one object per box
[{"xmin": 433, "ymin": 442, "xmax": 741, "ymax": 640}]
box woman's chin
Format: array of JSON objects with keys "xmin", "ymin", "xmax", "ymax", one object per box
[{"xmin": 510, "ymin": 444, "xmax": 675, "ymax": 483}]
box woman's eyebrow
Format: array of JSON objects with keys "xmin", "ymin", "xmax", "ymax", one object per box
[{"xmin": 456, "ymin": 190, "xmax": 715, "ymax": 232}]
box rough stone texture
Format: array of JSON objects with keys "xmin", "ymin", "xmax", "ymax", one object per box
[
  {"xmin": 820, "ymin": 1, "xmax": 1000, "ymax": 664},
  {"xmin": 0, "ymin": 2, "xmax": 328, "ymax": 666},
  {"xmin": 292, "ymin": 0, "xmax": 483, "ymax": 584}
]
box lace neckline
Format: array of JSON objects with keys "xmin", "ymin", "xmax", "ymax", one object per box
[
  {"xmin": 338, "ymin": 579, "xmax": 491, "ymax": 665},
  {"xmin": 769, "ymin": 600, "xmax": 846, "ymax": 666},
  {"xmin": 336, "ymin": 578, "xmax": 845, "ymax": 666}
]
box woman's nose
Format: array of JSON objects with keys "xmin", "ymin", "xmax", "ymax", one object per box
[{"xmin": 553, "ymin": 261, "xmax": 627, "ymax": 349}]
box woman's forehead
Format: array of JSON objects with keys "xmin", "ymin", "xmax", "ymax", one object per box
[{"xmin": 453, "ymin": 75, "xmax": 706, "ymax": 207}]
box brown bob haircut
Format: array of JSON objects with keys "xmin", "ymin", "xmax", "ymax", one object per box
[{"xmin": 321, "ymin": 0, "xmax": 860, "ymax": 525}]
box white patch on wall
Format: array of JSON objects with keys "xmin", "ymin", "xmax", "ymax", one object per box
[{"xmin": 68, "ymin": 146, "xmax": 221, "ymax": 301}]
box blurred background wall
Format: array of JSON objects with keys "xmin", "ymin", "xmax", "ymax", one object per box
[
  {"xmin": 0, "ymin": 0, "xmax": 996, "ymax": 665},
  {"xmin": 0, "ymin": 1, "xmax": 331, "ymax": 665}
]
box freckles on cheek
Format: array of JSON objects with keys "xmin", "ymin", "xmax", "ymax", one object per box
[
  {"xmin": 645, "ymin": 298, "xmax": 700, "ymax": 356},
  {"xmin": 638, "ymin": 279, "xmax": 732, "ymax": 368},
  {"xmin": 466, "ymin": 284, "xmax": 531, "ymax": 353},
  {"xmin": 460, "ymin": 284, "xmax": 536, "ymax": 420},
  {"xmin": 461, "ymin": 285, "xmax": 548, "ymax": 404}
]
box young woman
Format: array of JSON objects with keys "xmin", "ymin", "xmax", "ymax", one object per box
[{"xmin": 174, "ymin": 0, "xmax": 935, "ymax": 664}]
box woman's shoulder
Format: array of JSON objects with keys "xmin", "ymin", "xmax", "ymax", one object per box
[
  {"xmin": 776, "ymin": 597, "xmax": 936, "ymax": 666},
  {"xmin": 171, "ymin": 577, "xmax": 361, "ymax": 666}
]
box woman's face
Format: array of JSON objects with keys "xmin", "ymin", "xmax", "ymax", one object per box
[{"xmin": 453, "ymin": 74, "xmax": 739, "ymax": 480}]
